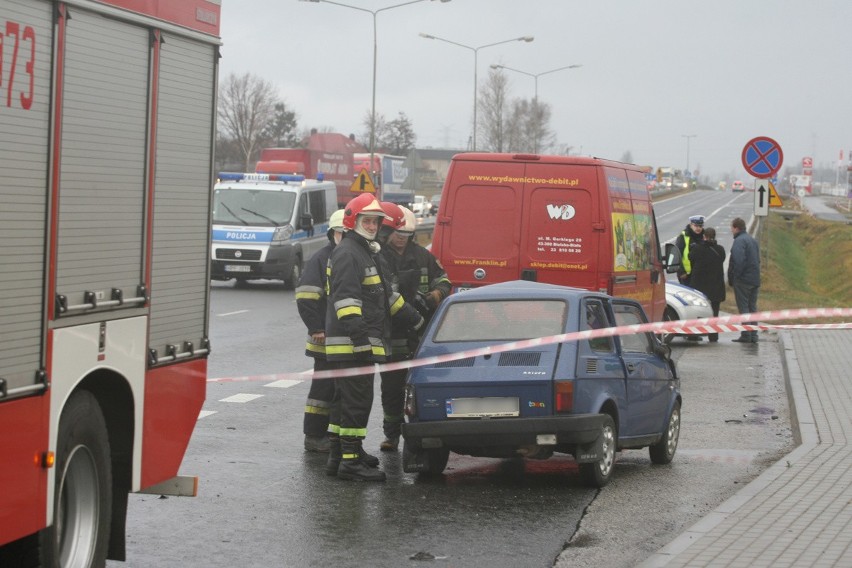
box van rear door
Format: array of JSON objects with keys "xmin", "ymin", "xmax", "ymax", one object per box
[
  {"xmin": 519, "ymin": 163, "xmax": 601, "ymax": 291},
  {"xmin": 436, "ymin": 158, "xmax": 525, "ymax": 288}
]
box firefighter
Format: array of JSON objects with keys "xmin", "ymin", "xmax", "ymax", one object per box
[
  {"xmin": 324, "ymin": 194, "xmax": 423, "ymax": 481},
  {"xmin": 378, "ymin": 205, "xmax": 451, "ymax": 451},
  {"xmin": 295, "ymin": 209, "xmax": 345, "ymax": 453}
]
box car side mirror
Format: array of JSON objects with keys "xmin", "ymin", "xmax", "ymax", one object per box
[
  {"xmin": 299, "ymin": 214, "xmax": 313, "ymax": 231},
  {"xmin": 664, "ymin": 243, "xmax": 682, "ymax": 274},
  {"xmin": 653, "ymin": 340, "xmax": 671, "ymax": 360}
]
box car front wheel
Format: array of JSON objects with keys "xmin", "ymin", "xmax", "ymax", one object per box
[
  {"xmin": 649, "ymin": 402, "xmax": 681, "ymax": 464},
  {"xmin": 579, "ymin": 414, "xmax": 616, "ymax": 488}
]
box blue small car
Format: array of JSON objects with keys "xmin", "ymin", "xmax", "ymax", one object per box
[{"xmin": 402, "ymin": 281, "xmax": 682, "ymax": 487}]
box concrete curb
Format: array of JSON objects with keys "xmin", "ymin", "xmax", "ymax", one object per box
[{"xmin": 638, "ymin": 330, "xmax": 817, "ymax": 567}]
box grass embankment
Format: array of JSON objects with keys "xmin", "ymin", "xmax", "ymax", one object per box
[{"xmin": 720, "ymin": 212, "xmax": 852, "ymax": 322}]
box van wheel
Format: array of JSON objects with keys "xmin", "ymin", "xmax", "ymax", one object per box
[
  {"xmin": 579, "ymin": 414, "xmax": 616, "ymax": 488},
  {"xmin": 284, "ymin": 258, "xmax": 301, "ymax": 290},
  {"xmin": 42, "ymin": 390, "xmax": 113, "ymax": 567},
  {"xmin": 650, "ymin": 402, "xmax": 681, "ymax": 464}
]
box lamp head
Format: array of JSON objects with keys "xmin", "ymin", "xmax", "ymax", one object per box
[
  {"xmin": 520, "ymin": 36, "xmax": 534, "ymax": 42},
  {"xmin": 419, "ymin": 32, "xmax": 435, "ymax": 39}
]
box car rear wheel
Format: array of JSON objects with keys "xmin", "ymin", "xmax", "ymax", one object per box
[
  {"xmin": 402, "ymin": 439, "xmax": 449, "ymax": 476},
  {"xmin": 579, "ymin": 414, "xmax": 616, "ymax": 488},
  {"xmin": 649, "ymin": 402, "xmax": 681, "ymax": 464}
]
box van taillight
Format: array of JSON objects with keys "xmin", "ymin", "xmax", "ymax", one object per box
[
  {"xmin": 555, "ymin": 381, "xmax": 574, "ymax": 413},
  {"xmin": 598, "ymin": 276, "xmax": 611, "ymax": 295}
]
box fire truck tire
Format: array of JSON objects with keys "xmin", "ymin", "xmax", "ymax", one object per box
[{"xmin": 43, "ymin": 390, "xmax": 113, "ymax": 567}]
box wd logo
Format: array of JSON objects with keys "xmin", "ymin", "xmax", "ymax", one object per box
[{"xmin": 546, "ymin": 204, "xmax": 576, "ymax": 221}]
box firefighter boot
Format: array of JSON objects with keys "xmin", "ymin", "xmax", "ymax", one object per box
[
  {"xmin": 325, "ymin": 435, "xmax": 342, "ymax": 476},
  {"xmin": 380, "ymin": 420, "xmax": 401, "ymax": 452},
  {"xmin": 337, "ymin": 438, "xmax": 386, "ymax": 482},
  {"xmin": 358, "ymin": 441, "xmax": 380, "ymax": 468}
]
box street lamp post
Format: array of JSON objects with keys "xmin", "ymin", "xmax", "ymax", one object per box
[
  {"xmin": 490, "ymin": 63, "xmax": 582, "ymax": 153},
  {"xmin": 302, "ymin": 0, "xmax": 450, "ymax": 175},
  {"xmin": 419, "ymin": 33, "xmax": 533, "ymax": 151},
  {"xmin": 682, "ymin": 134, "xmax": 697, "ymax": 177}
]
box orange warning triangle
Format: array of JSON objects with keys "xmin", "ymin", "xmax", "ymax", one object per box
[
  {"xmin": 768, "ymin": 182, "xmax": 783, "ymax": 207},
  {"xmin": 350, "ymin": 168, "xmax": 377, "ymax": 194}
]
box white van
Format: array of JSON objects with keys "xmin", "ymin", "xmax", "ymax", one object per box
[
  {"xmin": 410, "ymin": 194, "xmax": 430, "ymax": 217},
  {"xmin": 210, "ymin": 173, "xmax": 337, "ymax": 288}
]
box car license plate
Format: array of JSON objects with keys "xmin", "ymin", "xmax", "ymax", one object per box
[
  {"xmin": 446, "ymin": 397, "xmax": 519, "ymax": 418},
  {"xmin": 225, "ymin": 264, "xmax": 251, "ymax": 272}
]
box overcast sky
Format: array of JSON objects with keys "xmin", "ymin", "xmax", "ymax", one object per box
[{"xmin": 218, "ymin": 0, "xmax": 851, "ymax": 182}]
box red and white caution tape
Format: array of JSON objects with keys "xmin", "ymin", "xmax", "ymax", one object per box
[{"xmin": 207, "ymin": 307, "xmax": 852, "ymax": 383}]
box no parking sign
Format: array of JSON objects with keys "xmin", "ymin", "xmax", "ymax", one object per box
[{"xmin": 742, "ymin": 136, "xmax": 783, "ymax": 179}]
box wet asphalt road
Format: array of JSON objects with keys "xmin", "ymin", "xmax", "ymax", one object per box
[{"xmin": 108, "ymin": 191, "xmax": 794, "ymax": 567}]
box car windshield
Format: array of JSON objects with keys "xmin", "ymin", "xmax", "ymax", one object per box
[
  {"xmin": 213, "ymin": 188, "xmax": 296, "ymax": 226},
  {"xmin": 433, "ymin": 299, "xmax": 567, "ymax": 342}
]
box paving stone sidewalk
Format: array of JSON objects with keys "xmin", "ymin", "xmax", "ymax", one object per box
[{"xmin": 641, "ymin": 329, "xmax": 852, "ymax": 567}]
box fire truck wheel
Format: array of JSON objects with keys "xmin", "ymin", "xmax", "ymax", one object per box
[{"xmin": 42, "ymin": 390, "xmax": 113, "ymax": 567}]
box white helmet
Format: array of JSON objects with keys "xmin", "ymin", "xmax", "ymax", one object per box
[
  {"xmin": 398, "ymin": 206, "xmax": 417, "ymax": 232},
  {"xmin": 328, "ymin": 209, "xmax": 345, "ymax": 232}
]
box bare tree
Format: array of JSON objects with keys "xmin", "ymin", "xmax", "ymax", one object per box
[
  {"xmin": 218, "ymin": 73, "xmax": 280, "ymax": 170},
  {"xmin": 478, "ymin": 67, "xmax": 510, "ymax": 152}
]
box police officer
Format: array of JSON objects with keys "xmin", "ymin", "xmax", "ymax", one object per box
[
  {"xmin": 378, "ymin": 205, "xmax": 451, "ymax": 451},
  {"xmin": 295, "ymin": 209, "xmax": 344, "ymax": 452},
  {"xmin": 324, "ymin": 194, "xmax": 423, "ymax": 481},
  {"xmin": 674, "ymin": 214, "xmax": 705, "ymax": 286}
]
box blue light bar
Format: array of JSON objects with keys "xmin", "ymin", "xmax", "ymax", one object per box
[{"xmin": 217, "ymin": 172, "xmax": 307, "ymax": 183}]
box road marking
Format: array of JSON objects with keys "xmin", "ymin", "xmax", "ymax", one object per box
[
  {"xmin": 219, "ymin": 393, "xmax": 264, "ymax": 403},
  {"xmin": 198, "ymin": 410, "xmax": 217, "ymax": 419},
  {"xmin": 264, "ymin": 379, "xmax": 303, "ymax": 388},
  {"xmin": 217, "ymin": 310, "xmax": 249, "ymax": 317}
]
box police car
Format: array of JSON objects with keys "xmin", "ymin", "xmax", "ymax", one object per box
[
  {"xmin": 402, "ymin": 280, "xmax": 682, "ymax": 488},
  {"xmin": 210, "ymin": 173, "xmax": 337, "ymax": 288}
]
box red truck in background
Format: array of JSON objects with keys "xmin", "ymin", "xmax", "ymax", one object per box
[
  {"xmin": 256, "ymin": 131, "xmax": 361, "ymax": 208},
  {"xmin": 352, "ymin": 152, "xmax": 412, "ymax": 205},
  {"xmin": 0, "ymin": 0, "xmax": 219, "ymax": 565}
]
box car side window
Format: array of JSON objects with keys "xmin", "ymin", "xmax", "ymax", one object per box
[
  {"xmin": 584, "ymin": 300, "xmax": 614, "ymax": 353},
  {"xmin": 613, "ymin": 303, "xmax": 653, "ymax": 353}
]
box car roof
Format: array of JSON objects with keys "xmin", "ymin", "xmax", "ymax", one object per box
[{"xmin": 448, "ymin": 280, "xmax": 597, "ymax": 302}]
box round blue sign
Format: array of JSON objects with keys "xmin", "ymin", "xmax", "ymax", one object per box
[{"xmin": 742, "ymin": 136, "xmax": 783, "ymax": 179}]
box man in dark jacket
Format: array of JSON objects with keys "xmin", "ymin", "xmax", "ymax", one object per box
[
  {"xmin": 378, "ymin": 206, "xmax": 451, "ymax": 451},
  {"xmin": 295, "ymin": 209, "xmax": 344, "ymax": 452},
  {"xmin": 728, "ymin": 217, "xmax": 761, "ymax": 343},
  {"xmin": 688, "ymin": 227, "xmax": 726, "ymax": 342},
  {"xmin": 324, "ymin": 194, "xmax": 424, "ymax": 481}
]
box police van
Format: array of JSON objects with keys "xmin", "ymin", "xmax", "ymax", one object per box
[{"xmin": 211, "ymin": 173, "xmax": 337, "ymax": 288}]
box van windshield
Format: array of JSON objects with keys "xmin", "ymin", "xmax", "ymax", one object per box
[
  {"xmin": 433, "ymin": 299, "xmax": 567, "ymax": 342},
  {"xmin": 213, "ymin": 188, "xmax": 296, "ymax": 226}
]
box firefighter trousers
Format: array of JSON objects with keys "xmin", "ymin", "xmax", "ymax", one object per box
[
  {"xmin": 380, "ymin": 367, "xmax": 407, "ymax": 438},
  {"xmin": 327, "ymin": 361, "xmax": 375, "ymax": 441},
  {"xmin": 303, "ymin": 357, "xmax": 335, "ymax": 437}
]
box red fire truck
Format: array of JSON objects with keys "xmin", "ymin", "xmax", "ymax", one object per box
[
  {"xmin": 0, "ymin": 1, "xmax": 220, "ymax": 565},
  {"xmin": 255, "ymin": 131, "xmax": 360, "ymax": 208}
]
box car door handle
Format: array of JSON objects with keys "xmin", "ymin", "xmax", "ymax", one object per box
[{"xmin": 626, "ymin": 363, "xmax": 635, "ymax": 372}]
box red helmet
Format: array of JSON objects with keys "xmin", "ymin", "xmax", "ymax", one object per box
[
  {"xmin": 380, "ymin": 202, "xmax": 405, "ymax": 230},
  {"xmin": 343, "ymin": 193, "xmax": 385, "ymax": 230}
]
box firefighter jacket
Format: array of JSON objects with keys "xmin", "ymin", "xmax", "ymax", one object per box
[
  {"xmin": 381, "ymin": 241, "xmax": 452, "ymax": 360},
  {"xmin": 325, "ymin": 232, "xmax": 424, "ymax": 362},
  {"xmin": 295, "ymin": 240, "xmax": 334, "ymax": 359}
]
